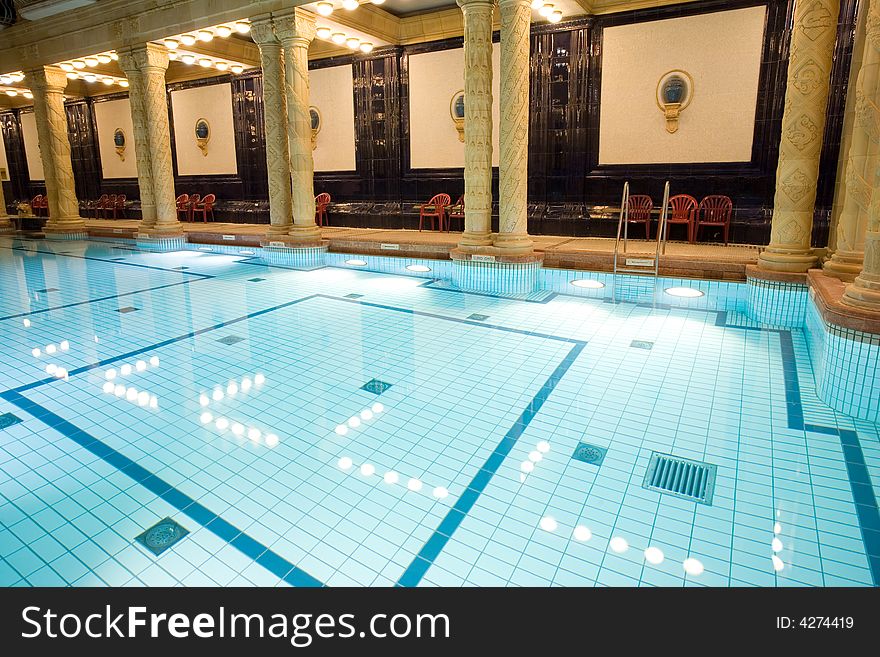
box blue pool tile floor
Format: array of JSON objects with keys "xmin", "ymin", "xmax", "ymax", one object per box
[{"xmin": 0, "ymin": 237, "xmax": 877, "ymax": 587}]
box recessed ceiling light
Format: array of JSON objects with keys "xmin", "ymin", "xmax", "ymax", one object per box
[
  {"xmin": 316, "ymin": 2, "xmax": 334, "ymax": 16},
  {"xmin": 180, "ymin": 34, "xmax": 196, "ymax": 46},
  {"xmin": 164, "ymin": 38, "xmax": 179, "ymax": 49},
  {"xmin": 72, "ymin": 60, "xmax": 86, "ymax": 69},
  {"xmin": 570, "ymin": 278, "xmax": 605, "ymax": 289},
  {"xmin": 181, "ymin": 54, "xmax": 196, "ymax": 65},
  {"xmin": 97, "ymin": 54, "xmax": 112, "ymax": 64},
  {"xmin": 67, "ymin": 72, "xmax": 79, "ymax": 80},
  {"xmin": 316, "ymin": 27, "xmax": 332, "ymax": 39},
  {"xmin": 5, "ymin": 89, "xmax": 18, "ymax": 96},
  {"xmin": 235, "ymin": 22, "xmax": 250, "ymax": 34},
  {"xmin": 198, "ymin": 58, "xmax": 212, "ymax": 67},
  {"xmin": 345, "ymin": 259, "xmax": 367, "ymax": 266},
  {"xmin": 230, "ymin": 64, "xmax": 244, "ymax": 74},
  {"xmin": 23, "ymin": 91, "xmax": 33, "ymax": 98},
  {"xmin": 406, "ymin": 264, "xmax": 431, "ymax": 272},
  {"xmin": 331, "ymin": 32, "xmax": 346, "ymax": 44},
  {"xmin": 664, "ymin": 286, "xmax": 704, "ymax": 298},
  {"xmin": 539, "ymin": 3, "xmax": 553, "ymax": 16},
  {"xmin": 60, "ymin": 62, "xmax": 74, "ymax": 72},
  {"xmin": 346, "ymin": 37, "xmax": 360, "ymax": 50},
  {"xmin": 343, "ymin": 0, "xmax": 359, "ymax": 9},
  {"xmin": 215, "ymin": 61, "xmax": 229, "ymax": 71},
  {"xmin": 110, "ymin": 52, "xmax": 119, "ymax": 60},
  {"xmin": 168, "ymin": 51, "xmax": 178, "ymax": 60},
  {"xmin": 359, "ymin": 42, "xmax": 374, "ymax": 53},
  {"xmin": 83, "ymin": 73, "xmax": 97, "ymax": 82},
  {"xmin": 549, "ymin": 9, "xmax": 563, "ymax": 22},
  {"xmin": 101, "ymin": 77, "xmax": 114, "ymax": 85},
  {"xmin": 197, "ymin": 30, "xmax": 213, "ymax": 42},
  {"xmin": 216, "ymin": 25, "xmax": 232, "ymax": 38},
  {"xmin": 371, "ymin": 0, "xmax": 385, "ymax": 4},
  {"xmin": 84, "ymin": 57, "xmax": 99, "ymax": 67}
]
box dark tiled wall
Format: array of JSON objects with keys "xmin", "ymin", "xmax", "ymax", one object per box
[{"xmin": 0, "ymin": 0, "xmax": 859, "ymax": 244}]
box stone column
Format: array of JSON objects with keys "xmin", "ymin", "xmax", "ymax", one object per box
[
  {"xmin": 757, "ymin": 0, "xmax": 840, "ymax": 273},
  {"xmin": 251, "ymin": 16, "xmax": 293, "ymax": 236},
  {"xmin": 131, "ymin": 44, "xmax": 180, "ymax": 235},
  {"xmin": 0, "ymin": 174, "xmax": 14, "ymax": 233},
  {"xmin": 456, "ymin": 0, "xmax": 494, "ymax": 249},
  {"xmin": 276, "ymin": 9, "xmax": 321, "ymax": 245},
  {"xmin": 117, "ymin": 50, "xmax": 157, "ymax": 228},
  {"xmin": 28, "ymin": 66, "xmax": 85, "ymax": 237},
  {"xmin": 495, "ymin": 0, "xmax": 533, "ymax": 255}
]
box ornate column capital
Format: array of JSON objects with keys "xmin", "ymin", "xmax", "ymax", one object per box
[
  {"xmin": 456, "ymin": 0, "xmax": 495, "ymax": 8},
  {"xmin": 249, "ymin": 15, "xmax": 280, "ymax": 45},
  {"xmin": 117, "ymin": 43, "xmax": 170, "ymax": 74},
  {"xmin": 274, "ymin": 8, "xmax": 316, "ymax": 48},
  {"xmin": 27, "ymin": 66, "xmax": 68, "ymax": 94},
  {"xmin": 498, "ymin": 0, "xmax": 530, "ymax": 9}
]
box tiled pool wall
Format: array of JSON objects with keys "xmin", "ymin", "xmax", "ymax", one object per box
[
  {"xmin": 451, "ymin": 259, "xmax": 542, "ymax": 296},
  {"xmin": 80, "ymin": 236, "xmax": 877, "ymax": 422}
]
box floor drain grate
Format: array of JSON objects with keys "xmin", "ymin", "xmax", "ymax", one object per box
[
  {"xmin": 173, "ymin": 266, "xmax": 190, "ymax": 270},
  {"xmin": 467, "ymin": 314, "xmax": 489, "ymax": 321},
  {"xmin": 35, "ymin": 288, "xmax": 59, "ymax": 294},
  {"xmin": 0, "ymin": 413, "xmax": 23, "ymax": 431},
  {"xmin": 361, "ymin": 379, "xmax": 392, "ymax": 394},
  {"xmin": 345, "ymin": 293, "xmax": 364, "ymax": 299},
  {"xmin": 217, "ymin": 335, "xmax": 245, "ymax": 345},
  {"xmin": 630, "ymin": 340, "xmax": 654, "ymax": 350},
  {"xmin": 642, "ymin": 452, "xmax": 717, "ymax": 505},
  {"xmin": 572, "ymin": 442, "xmax": 607, "ymax": 466},
  {"xmin": 135, "ymin": 518, "xmax": 189, "ymax": 556},
  {"xmin": 116, "ymin": 306, "xmax": 139, "ymax": 313},
  {"xmin": 248, "ymin": 278, "xmax": 266, "ymax": 282}
]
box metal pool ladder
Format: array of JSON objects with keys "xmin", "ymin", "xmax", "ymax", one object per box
[{"xmin": 611, "ymin": 181, "xmax": 670, "ymax": 301}]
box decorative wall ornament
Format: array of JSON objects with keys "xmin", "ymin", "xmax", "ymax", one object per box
[
  {"xmin": 309, "ymin": 106, "xmax": 321, "ymax": 150},
  {"xmin": 655, "ymin": 69, "xmax": 694, "ymax": 134},
  {"xmin": 194, "ymin": 118, "xmax": 210, "ymax": 156},
  {"xmin": 450, "ymin": 89, "xmax": 465, "ymax": 142},
  {"xmin": 113, "ymin": 128, "xmax": 126, "ymax": 161}
]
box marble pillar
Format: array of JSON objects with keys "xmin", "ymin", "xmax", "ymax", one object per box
[
  {"xmin": 251, "ymin": 16, "xmax": 293, "ymax": 236},
  {"xmin": 117, "ymin": 49, "xmax": 157, "ymax": 228},
  {"xmin": 28, "ymin": 66, "xmax": 85, "ymax": 237},
  {"xmin": 276, "ymin": 9, "xmax": 321, "ymax": 245},
  {"xmin": 495, "ymin": 0, "xmax": 533, "ymax": 255},
  {"xmin": 757, "ymin": 0, "xmax": 840, "ymax": 273},
  {"xmin": 456, "ymin": 0, "xmax": 494, "ymax": 249},
  {"xmin": 131, "ymin": 44, "xmax": 180, "ymax": 235}
]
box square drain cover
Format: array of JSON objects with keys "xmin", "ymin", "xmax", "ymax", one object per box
[
  {"xmin": 361, "ymin": 379, "xmax": 392, "ymax": 395},
  {"xmin": 467, "ymin": 314, "xmax": 490, "ymax": 321},
  {"xmin": 173, "ymin": 266, "xmax": 190, "ymax": 270},
  {"xmin": 35, "ymin": 288, "xmax": 59, "ymax": 293},
  {"xmin": 642, "ymin": 452, "xmax": 716, "ymax": 505},
  {"xmin": 248, "ymin": 278, "xmax": 266, "ymax": 282},
  {"xmin": 0, "ymin": 413, "xmax": 23, "ymax": 431},
  {"xmin": 117, "ymin": 306, "xmax": 138, "ymax": 313},
  {"xmin": 345, "ymin": 293, "xmax": 364, "ymax": 299},
  {"xmin": 572, "ymin": 442, "xmax": 607, "ymax": 466},
  {"xmin": 217, "ymin": 335, "xmax": 245, "ymax": 345},
  {"xmin": 630, "ymin": 340, "xmax": 654, "ymax": 350},
  {"xmin": 135, "ymin": 518, "xmax": 189, "ymax": 556}
]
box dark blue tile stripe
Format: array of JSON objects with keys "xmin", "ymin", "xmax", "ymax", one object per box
[
  {"xmin": 776, "ymin": 331, "xmax": 805, "ymax": 431},
  {"xmin": 396, "ymin": 341, "xmax": 586, "ymax": 587},
  {"xmin": 418, "ymin": 279, "xmax": 558, "ymax": 304},
  {"xmin": 0, "ymin": 389, "xmax": 323, "ymax": 588},
  {"xmin": 836, "ymin": 430, "xmax": 880, "ymax": 584},
  {"xmin": 2, "ymin": 243, "xmax": 210, "ymax": 277}
]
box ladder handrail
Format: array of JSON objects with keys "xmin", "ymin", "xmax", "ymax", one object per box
[
  {"xmin": 613, "ymin": 181, "xmax": 630, "ymax": 275},
  {"xmin": 656, "ymin": 180, "xmax": 671, "ymax": 273}
]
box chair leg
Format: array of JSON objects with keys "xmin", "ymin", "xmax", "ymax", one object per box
[
  {"xmin": 645, "ymin": 221, "xmax": 651, "ymax": 240},
  {"xmin": 724, "ymin": 224, "xmax": 729, "ymax": 246}
]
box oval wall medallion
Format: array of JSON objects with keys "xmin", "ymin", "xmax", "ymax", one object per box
[
  {"xmin": 195, "ymin": 118, "xmax": 210, "ymax": 156},
  {"xmin": 113, "ymin": 128, "xmax": 126, "ymax": 161},
  {"xmin": 450, "ymin": 89, "xmax": 465, "ymax": 142},
  {"xmin": 655, "ymin": 70, "xmax": 694, "ymax": 134},
  {"xmin": 309, "ymin": 106, "xmax": 321, "ymax": 150}
]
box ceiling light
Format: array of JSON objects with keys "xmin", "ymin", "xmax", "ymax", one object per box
[
  {"xmin": 215, "ymin": 61, "xmax": 228, "ymax": 71},
  {"xmin": 216, "ymin": 25, "xmax": 232, "ymax": 38},
  {"xmin": 316, "ymin": 27, "xmax": 332, "ymax": 39},
  {"xmin": 101, "ymin": 77, "xmax": 114, "ymax": 85},
  {"xmin": 371, "ymin": 0, "xmax": 385, "ymax": 4},
  {"xmin": 5, "ymin": 89, "xmax": 17, "ymax": 96},
  {"xmin": 83, "ymin": 73, "xmax": 97, "ymax": 82},
  {"xmin": 23, "ymin": 91, "xmax": 33, "ymax": 99},
  {"xmin": 235, "ymin": 21, "xmax": 250, "ymax": 33},
  {"xmin": 531, "ymin": 0, "xmax": 543, "ymax": 7},
  {"xmin": 197, "ymin": 30, "xmax": 213, "ymax": 42},
  {"xmin": 570, "ymin": 278, "xmax": 605, "ymax": 289},
  {"xmin": 119, "ymin": 80, "xmax": 129, "ymax": 87},
  {"xmin": 198, "ymin": 58, "xmax": 212, "ymax": 67},
  {"xmin": 110, "ymin": 52, "xmax": 119, "ymax": 60},
  {"xmin": 331, "ymin": 32, "xmax": 346, "ymax": 44},
  {"xmin": 97, "ymin": 54, "xmax": 112, "ymax": 64},
  {"xmin": 66, "ymin": 72, "xmax": 79, "ymax": 80},
  {"xmin": 168, "ymin": 51, "xmax": 178, "ymax": 60},
  {"xmin": 72, "ymin": 60, "xmax": 86, "ymax": 69},
  {"xmin": 0, "ymin": 75, "xmax": 10, "ymax": 84},
  {"xmin": 164, "ymin": 38, "xmax": 179, "ymax": 49},
  {"xmin": 11, "ymin": 72, "xmax": 24, "ymax": 81},
  {"xmin": 230, "ymin": 64, "xmax": 244, "ymax": 74},
  {"xmin": 342, "ymin": 0, "xmax": 359, "ymax": 9},
  {"xmin": 180, "ymin": 34, "xmax": 196, "ymax": 46},
  {"xmin": 316, "ymin": 2, "xmax": 334, "ymax": 16},
  {"xmin": 346, "ymin": 37, "xmax": 360, "ymax": 49},
  {"xmin": 60, "ymin": 62, "xmax": 74, "ymax": 72},
  {"xmin": 539, "ymin": 3, "xmax": 553, "ymax": 16},
  {"xmin": 359, "ymin": 42, "xmax": 374, "ymax": 53},
  {"xmin": 549, "ymin": 9, "xmax": 562, "ymax": 22},
  {"xmin": 84, "ymin": 57, "xmax": 99, "ymax": 67},
  {"xmin": 664, "ymin": 286, "xmax": 704, "ymax": 298},
  {"xmin": 181, "ymin": 54, "xmax": 196, "ymax": 65}
]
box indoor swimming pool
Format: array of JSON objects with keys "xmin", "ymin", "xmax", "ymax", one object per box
[{"xmin": 0, "ymin": 238, "xmax": 877, "ymax": 588}]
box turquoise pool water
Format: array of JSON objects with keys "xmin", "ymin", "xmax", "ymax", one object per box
[{"xmin": 0, "ymin": 237, "xmax": 877, "ymax": 587}]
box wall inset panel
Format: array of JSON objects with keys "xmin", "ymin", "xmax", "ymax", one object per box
[
  {"xmin": 170, "ymin": 83, "xmax": 237, "ymax": 176},
  {"xmin": 93, "ymin": 98, "xmax": 137, "ymax": 179},
  {"xmin": 408, "ymin": 43, "xmax": 500, "ymax": 169},
  {"xmin": 20, "ymin": 111, "xmax": 44, "ymax": 181},
  {"xmin": 311, "ymin": 64, "xmax": 356, "ymax": 172},
  {"xmin": 598, "ymin": 6, "xmax": 766, "ymax": 164}
]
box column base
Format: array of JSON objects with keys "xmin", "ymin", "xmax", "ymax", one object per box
[
  {"xmin": 0, "ymin": 219, "xmax": 16, "ymax": 235},
  {"xmin": 745, "ymin": 265, "xmax": 808, "ymax": 327},
  {"xmin": 44, "ymin": 220, "xmax": 87, "ymax": 240},
  {"xmin": 756, "ymin": 247, "xmax": 817, "ymax": 273},
  {"xmin": 136, "ymin": 233, "xmax": 187, "ymax": 252},
  {"xmin": 493, "ymin": 232, "xmax": 534, "ymax": 256},
  {"xmin": 450, "ymin": 249, "xmax": 542, "ymax": 295},
  {"xmin": 267, "ymin": 224, "xmax": 293, "ymax": 237},
  {"xmin": 287, "ymin": 224, "xmax": 323, "ymax": 246},
  {"xmin": 842, "ymin": 273, "xmax": 880, "ymax": 311},
  {"xmin": 260, "ymin": 241, "xmax": 328, "ymax": 270},
  {"xmin": 822, "ymin": 249, "xmax": 864, "ymax": 282},
  {"xmin": 456, "ymin": 230, "xmax": 493, "ymax": 251}
]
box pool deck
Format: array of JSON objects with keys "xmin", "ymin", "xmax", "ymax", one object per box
[{"xmin": 83, "ymin": 220, "xmax": 761, "ymax": 281}]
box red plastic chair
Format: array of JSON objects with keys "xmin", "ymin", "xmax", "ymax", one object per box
[
  {"xmin": 315, "ymin": 193, "xmax": 331, "ymax": 227},
  {"xmin": 188, "ymin": 194, "xmax": 201, "ymax": 222},
  {"xmin": 696, "ymin": 195, "xmax": 733, "ymax": 245},
  {"xmin": 90, "ymin": 194, "xmax": 108, "ymax": 219},
  {"xmin": 107, "ymin": 194, "xmax": 118, "ymax": 219},
  {"xmin": 192, "ymin": 193, "xmax": 215, "ymax": 222},
  {"xmin": 419, "ymin": 193, "xmax": 451, "ymax": 232},
  {"xmin": 115, "ymin": 194, "xmax": 127, "ymax": 219},
  {"xmin": 447, "ymin": 195, "xmax": 464, "ymax": 232},
  {"xmin": 176, "ymin": 194, "xmax": 190, "ymax": 221},
  {"xmin": 31, "ymin": 195, "xmax": 44, "ymax": 217},
  {"xmin": 666, "ymin": 194, "xmax": 698, "ymax": 243},
  {"xmin": 626, "ymin": 194, "xmax": 653, "ymax": 240}
]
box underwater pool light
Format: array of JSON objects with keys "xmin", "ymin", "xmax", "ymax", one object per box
[{"xmin": 664, "ymin": 286, "xmax": 704, "ymax": 298}]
